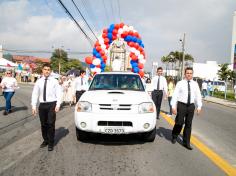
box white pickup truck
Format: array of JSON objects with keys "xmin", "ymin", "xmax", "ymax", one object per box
[{"xmin": 74, "ymin": 72, "xmax": 156, "ymax": 142}]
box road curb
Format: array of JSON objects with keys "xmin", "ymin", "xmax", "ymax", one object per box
[{"xmin": 203, "ymin": 99, "xmax": 236, "ymax": 109}]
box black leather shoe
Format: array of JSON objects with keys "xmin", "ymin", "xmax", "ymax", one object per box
[
  {"xmin": 48, "ymin": 145, "xmax": 54, "ymax": 151},
  {"xmin": 183, "ymin": 144, "xmax": 193, "ymax": 150},
  {"xmin": 3, "ymin": 111, "xmax": 8, "ymax": 115},
  {"xmin": 40, "ymin": 141, "xmax": 48, "ymax": 148},
  {"xmin": 171, "ymin": 137, "xmax": 177, "ymax": 144},
  {"xmin": 9, "ymin": 110, "xmax": 12, "ymax": 113}
]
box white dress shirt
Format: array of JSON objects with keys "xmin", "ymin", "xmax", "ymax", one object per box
[
  {"xmin": 151, "ymin": 75, "xmax": 168, "ymax": 95},
  {"xmin": 0, "ymin": 77, "xmax": 18, "ymax": 92},
  {"xmin": 74, "ymin": 76, "xmax": 89, "ymax": 91},
  {"xmin": 31, "ymin": 76, "xmax": 62, "ymax": 109},
  {"xmin": 171, "ymin": 79, "xmax": 202, "ymax": 110}
]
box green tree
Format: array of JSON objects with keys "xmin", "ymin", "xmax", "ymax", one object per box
[
  {"xmin": 3, "ymin": 53, "xmax": 13, "ymax": 61},
  {"xmin": 50, "ymin": 49, "xmax": 68, "ymax": 73},
  {"xmin": 217, "ymin": 63, "xmax": 230, "ymax": 81},
  {"xmin": 64, "ymin": 59, "xmax": 84, "ymax": 72}
]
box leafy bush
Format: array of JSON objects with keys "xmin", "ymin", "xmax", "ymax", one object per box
[{"xmin": 212, "ymin": 91, "xmax": 235, "ymax": 101}]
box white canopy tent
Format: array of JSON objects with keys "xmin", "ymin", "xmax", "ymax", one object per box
[{"xmin": 0, "ymin": 57, "xmax": 18, "ymax": 69}]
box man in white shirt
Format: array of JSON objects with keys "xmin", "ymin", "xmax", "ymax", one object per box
[
  {"xmin": 151, "ymin": 67, "xmax": 168, "ymax": 119},
  {"xmin": 202, "ymin": 80, "xmax": 208, "ymax": 98},
  {"xmin": 31, "ymin": 63, "xmax": 62, "ymax": 151},
  {"xmin": 74, "ymin": 70, "xmax": 89, "ymax": 103},
  {"xmin": 171, "ymin": 67, "xmax": 202, "ymax": 150}
]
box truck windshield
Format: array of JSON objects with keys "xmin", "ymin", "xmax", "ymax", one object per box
[{"xmin": 89, "ymin": 74, "xmax": 145, "ymax": 91}]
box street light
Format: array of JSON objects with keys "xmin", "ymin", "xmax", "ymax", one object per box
[{"xmin": 180, "ymin": 33, "xmax": 186, "ymax": 80}]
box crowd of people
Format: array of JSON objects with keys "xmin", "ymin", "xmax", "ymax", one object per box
[{"xmin": 0, "ymin": 64, "xmax": 235, "ymax": 152}]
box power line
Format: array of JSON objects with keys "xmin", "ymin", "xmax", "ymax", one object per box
[
  {"xmin": 80, "ymin": 0, "xmax": 100, "ymax": 31},
  {"xmin": 3, "ymin": 48, "xmax": 91, "ymax": 55},
  {"xmin": 56, "ymin": 0, "xmax": 94, "ymax": 46},
  {"xmin": 117, "ymin": 0, "xmax": 121, "ymax": 22},
  {"xmin": 71, "ymin": 0, "xmax": 98, "ymax": 41}
]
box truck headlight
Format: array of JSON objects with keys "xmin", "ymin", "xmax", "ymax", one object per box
[
  {"xmin": 138, "ymin": 102, "xmax": 154, "ymax": 114},
  {"xmin": 76, "ymin": 101, "xmax": 92, "ymax": 112}
]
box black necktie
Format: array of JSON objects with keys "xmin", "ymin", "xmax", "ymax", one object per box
[
  {"xmin": 187, "ymin": 80, "xmax": 191, "ymax": 105},
  {"xmin": 43, "ymin": 77, "xmax": 48, "ymax": 102},
  {"xmin": 157, "ymin": 76, "xmax": 160, "ymax": 90}
]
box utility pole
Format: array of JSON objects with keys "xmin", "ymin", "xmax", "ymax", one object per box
[
  {"xmin": 180, "ymin": 33, "xmax": 186, "ymax": 80},
  {"xmin": 59, "ymin": 48, "xmax": 61, "ymax": 74}
]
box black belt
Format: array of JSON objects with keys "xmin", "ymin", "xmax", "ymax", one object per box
[
  {"xmin": 178, "ymin": 101, "xmax": 194, "ymax": 106},
  {"xmin": 153, "ymin": 89, "xmax": 163, "ymax": 92}
]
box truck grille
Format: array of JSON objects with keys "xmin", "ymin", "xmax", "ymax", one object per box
[
  {"xmin": 98, "ymin": 121, "xmax": 133, "ymax": 126},
  {"xmin": 99, "ymin": 104, "xmax": 131, "ymax": 110}
]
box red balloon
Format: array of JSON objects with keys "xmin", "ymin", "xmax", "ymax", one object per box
[
  {"xmin": 106, "ymin": 45, "xmax": 109, "ymax": 49},
  {"xmin": 102, "ymin": 55, "xmax": 107, "ymax": 60},
  {"xmin": 121, "ymin": 31, "xmax": 128, "ymax": 38},
  {"xmin": 85, "ymin": 56, "xmax": 93, "ymax": 64},
  {"xmin": 138, "ymin": 47, "xmax": 143, "ymax": 52},
  {"xmin": 134, "ymin": 32, "xmax": 139, "ymax": 37},
  {"xmin": 134, "ymin": 43, "xmax": 139, "ymax": 49},
  {"xmin": 104, "ymin": 38, "xmax": 109, "ymax": 44},
  {"xmin": 129, "ymin": 42, "xmax": 135, "ymax": 47},
  {"xmin": 120, "ymin": 23, "xmax": 124, "ymax": 28},
  {"xmin": 95, "ymin": 41, "xmax": 100, "ymax": 47},
  {"xmin": 112, "ymin": 29, "xmax": 118, "ymax": 35},
  {"xmin": 138, "ymin": 63, "xmax": 144, "ymax": 69},
  {"xmin": 139, "ymin": 71, "xmax": 144, "ymax": 78},
  {"xmin": 103, "ymin": 29, "xmax": 108, "ymax": 33},
  {"xmin": 102, "ymin": 33, "xmax": 107, "ymax": 38},
  {"xmin": 100, "ymin": 50, "xmax": 105, "ymax": 56},
  {"xmin": 112, "ymin": 35, "xmax": 117, "ymax": 40},
  {"xmin": 96, "ymin": 46, "xmax": 102, "ymax": 52},
  {"xmin": 128, "ymin": 31, "xmax": 134, "ymax": 36},
  {"xmin": 96, "ymin": 65, "xmax": 101, "ymax": 68},
  {"xmin": 131, "ymin": 54, "xmax": 138, "ymax": 61},
  {"xmin": 115, "ymin": 24, "xmax": 120, "ymax": 29}
]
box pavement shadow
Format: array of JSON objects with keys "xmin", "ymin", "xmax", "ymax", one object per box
[
  {"xmin": 156, "ymin": 127, "xmax": 173, "ymax": 142},
  {"xmin": 0, "ymin": 107, "xmax": 5, "ymax": 111},
  {"xmin": 11, "ymin": 106, "xmax": 28, "ymax": 112},
  {"xmin": 54, "ymin": 127, "xmax": 69, "ymax": 146}
]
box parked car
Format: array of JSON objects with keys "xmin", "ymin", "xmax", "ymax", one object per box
[{"xmin": 74, "ymin": 72, "xmax": 157, "ymax": 142}]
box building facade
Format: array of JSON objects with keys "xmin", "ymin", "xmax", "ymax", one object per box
[{"xmin": 231, "ymin": 11, "xmax": 236, "ymax": 71}]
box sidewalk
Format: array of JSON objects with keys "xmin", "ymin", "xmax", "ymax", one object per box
[{"xmin": 203, "ymin": 96, "xmax": 236, "ymax": 109}]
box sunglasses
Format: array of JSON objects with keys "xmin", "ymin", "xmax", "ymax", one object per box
[{"xmin": 6, "ymin": 73, "xmax": 12, "ymax": 74}]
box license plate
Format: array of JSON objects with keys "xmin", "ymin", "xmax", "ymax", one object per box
[{"xmin": 104, "ymin": 128, "xmax": 125, "ymax": 134}]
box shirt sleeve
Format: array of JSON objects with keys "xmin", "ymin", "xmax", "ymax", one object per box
[
  {"xmin": 31, "ymin": 81, "xmax": 40, "ymax": 109},
  {"xmin": 195, "ymin": 82, "xmax": 202, "ymax": 110},
  {"xmin": 55, "ymin": 80, "xmax": 63, "ymax": 108},
  {"xmin": 163, "ymin": 77, "xmax": 168, "ymax": 96},
  {"xmin": 171, "ymin": 82, "xmax": 180, "ymax": 109}
]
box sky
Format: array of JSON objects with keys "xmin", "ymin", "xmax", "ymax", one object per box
[{"xmin": 0, "ymin": 0, "xmax": 235, "ymax": 71}]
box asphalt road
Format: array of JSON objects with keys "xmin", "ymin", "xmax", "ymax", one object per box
[{"xmin": 0, "ymin": 84, "xmax": 235, "ymax": 176}]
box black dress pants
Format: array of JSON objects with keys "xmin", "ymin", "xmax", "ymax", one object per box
[
  {"xmin": 151, "ymin": 90, "xmax": 163, "ymax": 118},
  {"xmin": 172, "ymin": 102, "xmax": 195, "ymax": 145},
  {"xmin": 76, "ymin": 90, "xmax": 85, "ymax": 103},
  {"xmin": 38, "ymin": 102, "xmax": 57, "ymax": 146}
]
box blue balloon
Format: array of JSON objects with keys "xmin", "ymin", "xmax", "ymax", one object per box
[
  {"xmin": 101, "ymin": 63, "xmax": 106, "ymax": 68},
  {"xmin": 132, "ymin": 62, "xmax": 138, "ymax": 68},
  {"xmin": 141, "ymin": 43, "xmax": 144, "ymax": 48},
  {"xmin": 133, "ymin": 67, "xmax": 140, "ymax": 73},
  {"xmin": 130, "ymin": 60, "xmax": 137, "ymax": 65},
  {"xmin": 90, "ymin": 64, "xmax": 95, "ymax": 68},
  {"xmin": 108, "ymin": 33, "xmax": 113, "ymax": 39},
  {"xmin": 127, "ymin": 35, "xmax": 132, "ymax": 42},
  {"xmin": 96, "ymin": 53, "xmax": 101, "ymax": 58},
  {"xmin": 93, "ymin": 48, "xmax": 97, "ymax": 56},
  {"xmin": 132, "ymin": 37, "xmax": 137, "ymax": 42}
]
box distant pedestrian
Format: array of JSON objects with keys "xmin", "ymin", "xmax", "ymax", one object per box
[
  {"xmin": 31, "ymin": 63, "xmax": 62, "ymax": 151},
  {"xmin": 74, "ymin": 70, "xmax": 88, "ymax": 103},
  {"xmin": 171, "ymin": 67, "xmax": 202, "ymax": 150},
  {"xmin": 151, "ymin": 67, "xmax": 168, "ymax": 119},
  {"xmin": 167, "ymin": 77, "xmax": 175, "ymax": 115},
  {"xmin": 202, "ymin": 80, "xmax": 207, "ymax": 98},
  {"xmin": 0, "ymin": 70, "xmax": 18, "ymax": 115}
]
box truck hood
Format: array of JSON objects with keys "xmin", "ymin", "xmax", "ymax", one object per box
[{"xmin": 79, "ymin": 90, "xmax": 152, "ymax": 104}]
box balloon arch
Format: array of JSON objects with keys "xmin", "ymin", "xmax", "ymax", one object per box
[{"xmin": 85, "ymin": 23, "xmax": 146, "ymax": 77}]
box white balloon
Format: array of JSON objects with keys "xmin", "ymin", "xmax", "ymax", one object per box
[
  {"xmin": 139, "ymin": 58, "xmax": 146, "ymax": 64},
  {"xmin": 130, "ymin": 47, "xmax": 136, "ymax": 53},
  {"xmin": 134, "ymin": 50, "xmax": 140, "ymax": 56},
  {"xmin": 101, "ymin": 44, "xmax": 106, "ymax": 50},
  {"xmin": 118, "ymin": 28, "xmax": 123, "ymax": 34},
  {"xmin": 91, "ymin": 67, "xmax": 96, "ymax": 72},
  {"xmin": 123, "ymin": 25, "xmax": 129, "ymax": 31},
  {"xmin": 129, "ymin": 26, "xmax": 134, "ymax": 31},
  {"xmin": 92, "ymin": 58, "xmax": 101, "ymax": 66},
  {"xmin": 138, "ymin": 54, "xmax": 144, "ymax": 60},
  {"xmin": 95, "ymin": 67, "xmax": 101, "ymax": 73}
]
